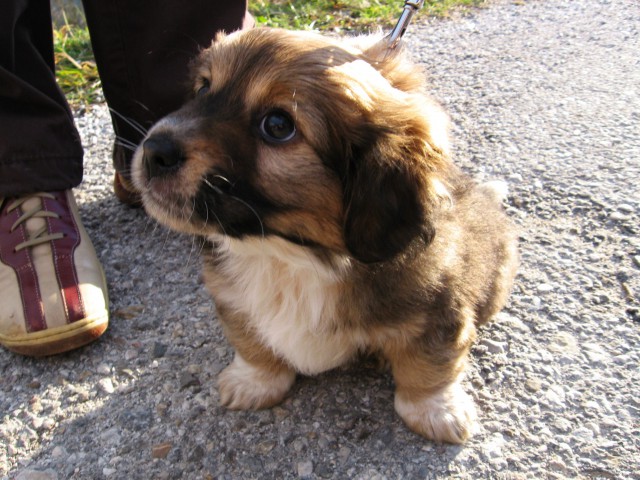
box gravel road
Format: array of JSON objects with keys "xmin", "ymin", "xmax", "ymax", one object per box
[{"xmin": 2, "ymin": 0, "xmax": 639, "ymax": 478}]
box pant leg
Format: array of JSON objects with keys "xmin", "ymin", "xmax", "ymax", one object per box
[
  {"xmin": 0, "ymin": 0, "xmax": 84, "ymax": 197},
  {"xmin": 81, "ymin": 0, "xmax": 254, "ymax": 179}
]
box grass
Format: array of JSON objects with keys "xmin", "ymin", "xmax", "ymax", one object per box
[
  {"xmin": 53, "ymin": 20, "xmax": 101, "ymax": 106},
  {"xmin": 54, "ymin": 0, "xmax": 485, "ymax": 107},
  {"xmin": 250, "ymin": 0, "xmax": 484, "ymax": 31}
]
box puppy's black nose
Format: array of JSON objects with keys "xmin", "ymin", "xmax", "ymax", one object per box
[{"xmin": 143, "ymin": 135, "xmax": 184, "ymax": 179}]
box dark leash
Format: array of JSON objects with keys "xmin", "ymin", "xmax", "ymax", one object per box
[{"xmin": 386, "ymin": 0, "xmax": 425, "ymax": 48}]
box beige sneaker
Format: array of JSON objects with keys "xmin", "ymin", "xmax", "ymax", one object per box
[{"xmin": 0, "ymin": 191, "xmax": 109, "ymax": 356}]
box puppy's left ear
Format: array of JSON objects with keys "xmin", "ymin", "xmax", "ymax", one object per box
[
  {"xmin": 338, "ymin": 57, "xmax": 452, "ymax": 263},
  {"xmin": 343, "ymin": 145, "xmax": 436, "ymax": 263}
]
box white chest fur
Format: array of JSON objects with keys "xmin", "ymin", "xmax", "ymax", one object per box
[{"xmin": 210, "ymin": 236, "xmax": 360, "ymax": 375}]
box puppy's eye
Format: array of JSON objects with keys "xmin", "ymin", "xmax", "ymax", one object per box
[
  {"xmin": 196, "ymin": 79, "xmax": 210, "ymax": 97},
  {"xmin": 260, "ymin": 110, "xmax": 296, "ymax": 143}
]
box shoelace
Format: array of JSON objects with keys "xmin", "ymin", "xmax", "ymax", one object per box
[{"xmin": 8, "ymin": 193, "xmax": 65, "ymax": 252}]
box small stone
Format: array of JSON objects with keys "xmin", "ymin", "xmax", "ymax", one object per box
[
  {"xmin": 585, "ymin": 421, "xmax": 601, "ymax": 435},
  {"xmin": 544, "ymin": 385, "xmax": 566, "ymax": 408},
  {"xmin": 256, "ymin": 440, "xmax": 276, "ymax": 454},
  {"xmin": 592, "ymin": 293, "xmax": 610, "ymax": 305},
  {"xmin": 42, "ymin": 418, "xmax": 55, "ymax": 431},
  {"xmin": 114, "ymin": 305, "xmax": 144, "ymax": 319},
  {"xmin": 152, "ymin": 442, "xmax": 172, "ymax": 459},
  {"xmin": 481, "ymin": 338, "xmax": 507, "ymax": 354},
  {"xmin": 179, "ymin": 372, "xmax": 200, "ymax": 390},
  {"xmin": 482, "ymin": 433, "xmax": 505, "ymax": 459},
  {"xmin": 548, "ymin": 460, "xmax": 568, "ymax": 473},
  {"xmin": 582, "ymin": 400, "xmax": 602, "ymax": 413},
  {"xmin": 552, "ymin": 418, "xmax": 572, "ymax": 432},
  {"xmin": 98, "ymin": 378, "xmax": 115, "ymax": 394},
  {"xmin": 609, "ymin": 212, "xmax": 629, "ymax": 221},
  {"xmin": 97, "ymin": 364, "xmax": 111, "ymax": 375},
  {"xmin": 51, "ymin": 446, "xmax": 67, "ymax": 458},
  {"xmin": 102, "ymin": 468, "xmax": 117, "ymax": 477},
  {"xmin": 338, "ymin": 446, "xmax": 351, "ymax": 465},
  {"xmin": 572, "ymin": 427, "xmax": 595, "ymax": 443},
  {"xmin": 292, "ymin": 438, "xmax": 307, "ymax": 453},
  {"xmin": 297, "ymin": 460, "xmax": 313, "ymax": 478},
  {"xmin": 15, "ymin": 469, "xmax": 58, "ymax": 480},
  {"xmin": 617, "ymin": 204, "xmax": 634, "ymax": 213},
  {"xmin": 537, "ymin": 283, "xmax": 554, "ymax": 293},
  {"xmin": 500, "ymin": 314, "xmax": 530, "ymax": 332},
  {"xmin": 124, "ymin": 349, "xmax": 138, "ymax": 361},
  {"xmin": 28, "ymin": 380, "xmax": 41, "ymax": 389},
  {"xmin": 582, "ymin": 343, "xmax": 610, "ymax": 363},
  {"xmin": 153, "ymin": 342, "xmax": 168, "ymax": 358},
  {"xmin": 100, "ymin": 427, "xmax": 121, "ymax": 445},
  {"xmin": 527, "ymin": 296, "xmax": 542, "ymax": 309}
]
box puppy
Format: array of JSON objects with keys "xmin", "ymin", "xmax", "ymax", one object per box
[{"xmin": 131, "ymin": 28, "xmax": 518, "ymax": 444}]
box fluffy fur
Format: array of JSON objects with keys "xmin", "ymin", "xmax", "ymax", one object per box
[{"xmin": 132, "ymin": 28, "xmax": 518, "ymax": 443}]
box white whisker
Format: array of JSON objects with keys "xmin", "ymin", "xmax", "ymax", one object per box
[{"xmin": 109, "ymin": 108, "xmax": 149, "ymax": 137}]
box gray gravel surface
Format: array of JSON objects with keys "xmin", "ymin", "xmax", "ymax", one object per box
[{"xmin": 2, "ymin": 0, "xmax": 639, "ymax": 478}]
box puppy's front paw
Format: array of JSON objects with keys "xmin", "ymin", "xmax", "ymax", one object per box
[
  {"xmin": 218, "ymin": 354, "xmax": 295, "ymax": 410},
  {"xmin": 394, "ymin": 382, "xmax": 478, "ymax": 444}
]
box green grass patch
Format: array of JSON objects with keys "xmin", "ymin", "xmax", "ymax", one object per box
[
  {"xmin": 55, "ymin": 0, "xmax": 484, "ymax": 107},
  {"xmin": 249, "ymin": 0, "xmax": 484, "ymax": 31},
  {"xmin": 53, "ymin": 22, "xmax": 101, "ymax": 106}
]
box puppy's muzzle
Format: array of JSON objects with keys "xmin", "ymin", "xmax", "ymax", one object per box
[{"xmin": 142, "ymin": 134, "xmax": 185, "ymax": 180}]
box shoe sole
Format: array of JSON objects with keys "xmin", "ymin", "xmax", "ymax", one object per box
[
  {"xmin": 3, "ymin": 265, "xmax": 110, "ymax": 356},
  {"xmin": 0, "ymin": 312, "xmax": 109, "ymax": 356}
]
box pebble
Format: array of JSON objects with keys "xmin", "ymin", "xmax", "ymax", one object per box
[
  {"xmin": 178, "ymin": 372, "xmax": 200, "ymax": 390},
  {"xmin": 609, "ymin": 212, "xmax": 630, "ymax": 221},
  {"xmin": 14, "ymin": 470, "xmax": 58, "ymax": 480},
  {"xmin": 256, "ymin": 440, "xmax": 277, "ymax": 454},
  {"xmin": 98, "ymin": 378, "xmax": 115, "ymax": 394},
  {"xmin": 153, "ymin": 342, "xmax": 168, "ymax": 358},
  {"xmin": 152, "ymin": 443, "xmax": 172, "ymax": 459},
  {"xmin": 525, "ymin": 378, "xmax": 542, "ymax": 393},
  {"xmin": 572, "ymin": 427, "xmax": 595, "ymax": 444},
  {"xmin": 297, "ymin": 460, "xmax": 314, "ymax": 478},
  {"xmin": 482, "ymin": 433, "xmax": 506, "ymax": 460},
  {"xmin": 617, "ymin": 204, "xmax": 635, "ymax": 213},
  {"xmin": 481, "ymin": 338, "xmax": 508, "ymax": 354},
  {"xmin": 537, "ymin": 283, "xmax": 555, "ymax": 293},
  {"xmin": 51, "ymin": 446, "xmax": 67, "ymax": 458}
]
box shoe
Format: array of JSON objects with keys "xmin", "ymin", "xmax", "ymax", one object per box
[
  {"xmin": 0, "ymin": 191, "xmax": 109, "ymax": 356},
  {"xmin": 113, "ymin": 171, "xmax": 142, "ymax": 207}
]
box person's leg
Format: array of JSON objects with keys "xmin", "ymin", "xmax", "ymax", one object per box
[
  {"xmin": 1, "ymin": 0, "xmax": 253, "ymax": 356},
  {"xmin": 0, "ymin": 0, "xmax": 83, "ymax": 196},
  {"xmin": 81, "ymin": 0, "xmax": 254, "ymax": 199},
  {"xmin": 0, "ymin": 0, "xmax": 108, "ymax": 356}
]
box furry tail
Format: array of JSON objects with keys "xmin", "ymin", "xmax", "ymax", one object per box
[{"xmin": 478, "ymin": 180, "xmax": 509, "ymax": 204}]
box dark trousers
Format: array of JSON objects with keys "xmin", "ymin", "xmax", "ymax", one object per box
[{"xmin": 0, "ymin": 0, "xmax": 253, "ymax": 196}]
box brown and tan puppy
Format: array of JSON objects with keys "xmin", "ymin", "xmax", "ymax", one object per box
[{"xmin": 132, "ymin": 28, "xmax": 518, "ymax": 444}]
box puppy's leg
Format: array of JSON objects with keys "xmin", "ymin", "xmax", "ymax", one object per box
[
  {"xmin": 217, "ymin": 306, "xmax": 295, "ymax": 410},
  {"xmin": 383, "ymin": 320, "xmax": 478, "ymax": 444}
]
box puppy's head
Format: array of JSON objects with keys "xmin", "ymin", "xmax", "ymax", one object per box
[{"xmin": 132, "ymin": 28, "xmax": 453, "ymax": 263}]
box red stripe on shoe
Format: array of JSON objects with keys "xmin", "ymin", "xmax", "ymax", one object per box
[
  {"xmin": 0, "ymin": 200, "xmax": 47, "ymax": 332},
  {"xmin": 44, "ymin": 192, "xmax": 86, "ymax": 324}
]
